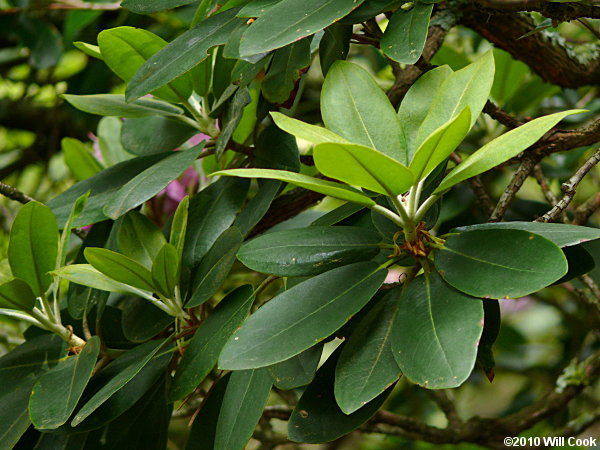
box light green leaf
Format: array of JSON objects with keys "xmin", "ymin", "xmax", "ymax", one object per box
[
  {"xmin": 0, "ymin": 278, "xmax": 36, "ymax": 311},
  {"xmin": 435, "ymin": 109, "xmax": 586, "ymax": 193},
  {"xmin": 218, "ymin": 261, "xmax": 386, "ymax": 370},
  {"xmin": 417, "ymin": 50, "xmax": 495, "ymax": 148},
  {"xmin": 72, "ymin": 339, "xmax": 166, "ymax": 426},
  {"xmin": 187, "ymin": 227, "xmax": 243, "ymax": 307},
  {"xmin": 61, "ymin": 137, "xmax": 103, "ymax": 181},
  {"xmin": 98, "ymin": 26, "xmax": 192, "ymax": 103},
  {"xmin": 453, "ymin": 222, "xmax": 600, "ymax": 248},
  {"xmin": 314, "ymin": 142, "xmax": 414, "ymax": 196},
  {"xmin": 118, "ymin": 211, "xmax": 167, "ymax": 269},
  {"xmin": 54, "ymin": 264, "xmax": 151, "ymax": 296},
  {"xmin": 213, "ymin": 169, "xmax": 375, "ymax": 207},
  {"xmin": 409, "ymin": 107, "xmax": 471, "ymax": 181},
  {"xmin": 238, "ymin": 0, "xmax": 365, "ymax": 57},
  {"xmin": 73, "ymin": 42, "xmax": 103, "ymax": 59},
  {"xmin": 152, "ymin": 244, "xmax": 179, "ymax": 298},
  {"xmin": 270, "ymin": 112, "xmax": 349, "ymax": 145},
  {"xmin": 392, "ymin": 272, "xmax": 483, "ymax": 389},
  {"xmin": 335, "ymin": 289, "xmax": 401, "ymax": 413},
  {"xmin": 126, "ymin": 9, "xmax": 244, "ymax": 101},
  {"xmin": 171, "ymin": 286, "xmax": 254, "ymax": 400},
  {"xmin": 398, "ymin": 65, "xmax": 453, "ymax": 160},
  {"xmin": 8, "ymin": 201, "xmax": 58, "ymax": 296},
  {"xmin": 63, "ymin": 94, "xmax": 184, "ymax": 118},
  {"xmin": 214, "ymin": 368, "xmax": 273, "ymax": 450},
  {"xmin": 104, "ymin": 145, "xmax": 203, "ymax": 219},
  {"xmin": 435, "ymin": 229, "xmax": 568, "ymax": 299},
  {"xmin": 170, "ymin": 195, "xmax": 189, "ymax": 259},
  {"xmin": 322, "ymin": 61, "xmax": 406, "ymax": 164},
  {"xmin": 84, "ymin": 248, "xmax": 156, "ymax": 292},
  {"xmin": 237, "ymin": 226, "xmax": 382, "ymax": 277},
  {"xmin": 381, "ymin": 2, "xmax": 433, "ymax": 64},
  {"xmin": 29, "ymin": 337, "xmax": 101, "ymax": 429}
]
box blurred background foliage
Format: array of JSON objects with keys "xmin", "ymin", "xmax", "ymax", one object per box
[{"xmin": 0, "ymin": 1, "xmax": 599, "ymax": 448}]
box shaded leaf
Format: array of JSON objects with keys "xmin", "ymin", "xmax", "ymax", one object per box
[
  {"xmin": 170, "ymin": 196, "xmax": 189, "ymax": 260},
  {"xmin": 121, "ymin": 116, "xmax": 197, "ymax": 156},
  {"xmin": 269, "ymin": 345, "xmax": 323, "ymax": 390},
  {"xmin": 121, "ymin": 0, "xmax": 196, "ymax": 13},
  {"xmin": 255, "ymin": 122, "xmax": 300, "ymax": 172},
  {"xmin": 63, "ymin": 94, "xmax": 184, "ymax": 118},
  {"xmin": 152, "ymin": 244, "xmax": 179, "ymax": 298},
  {"xmin": 262, "ymin": 38, "xmax": 311, "ymax": 104},
  {"xmin": 118, "ymin": 211, "xmax": 167, "ymax": 269},
  {"xmin": 62, "ymin": 138, "xmax": 103, "ymax": 181},
  {"xmin": 0, "ymin": 278, "xmax": 36, "ymax": 311},
  {"xmin": 84, "ymin": 248, "xmax": 156, "ymax": 292},
  {"xmin": 381, "ymin": 2, "xmax": 433, "ymax": 64},
  {"xmin": 319, "ymin": 23, "xmax": 352, "ymax": 76},
  {"xmin": 234, "ymin": 181, "xmax": 281, "ymax": 236}
]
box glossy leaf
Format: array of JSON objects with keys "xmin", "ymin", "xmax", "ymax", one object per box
[
  {"xmin": 269, "ymin": 345, "xmax": 323, "ymax": 390},
  {"xmin": 170, "ymin": 195, "xmax": 189, "ymax": 259},
  {"xmin": 104, "ymin": 145, "xmax": 203, "ymax": 219},
  {"xmin": 118, "ymin": 211, "xmax": 167, "ymax": 269},
  {"xmin": 452, "ymin": 221, "xmax": 600, "ymax": 248},
  {"xmin": 72, "ymin": 339, "xmax": 166, "ymax": 426},
  {"xmin": 63, "ymin": 94, "xmax": 184, "ymax": 118},
  {"xmin": 61, "ymin": 137, "xmax": 103, "ymax": 181},
  {"xmin": 436, "ymin": 109, "xmax": 586, "ymax": 193},
  {"xmin": 381, "ymin": 2, "xmax": 433, "ymax": 64},
  {"xmin": 237, "ymin": 0, "xmax": 281, "ymax": 17},
  {"xmin": 335, "ymin": 289, "xmax": 401, "ymax": 413},
  {"xmin": 392, "ymin": 272, "xmax": 483, "ymax": 388},
  {"xmin": 171, "ymin": 286, "xmax": 254, "ymax": 400},
  {"xmin": 121, "ymin": 116, "xmax": 196, "ymax": 156},
  {"xmin": 270, "ymin": 112, "xmax": 349, "ymax": 145},
  {"xmin": 435, "ymin": 229, "xmax": 568, "ymax": 298},
  {"xmin": 398, "ymin": 65, "xmax": 453, "ymax": 160},
  {"xmin": 55, "ymin": 264, "xmax": 149, "ymax": 296},
  {"xmin": 214, "ymin": 368, "xmax": 273, "ymax": 450},
  {"xmin": 84, "ymin": 248, "xmax": 156, "ymax": 292},
  {"xmin": 409, "ymin": 107, "xmax": 471, "ymax": 181},
  {"xmin": 122, "ymin": 297, "xmax": 174, "ymax": 343},
  {"xmin": 321, "ymin": 61, "xmax": 406, "ymax": 164},
  {"xmin": 29, "ymin": 337, "xmax": 101, "ymax": 429},
  {"xmin": 262, "ymin": 38, "xmax": 311, "ymax": 104},
  {"xmin": 8, "ymin": 201, "xmax": 58, "ymax": 296},
  {"xmin": 183, "ymin": 177, "xmax": 249, "ymax": 267},
  {"xmin": 126, "ymin": 9, "xmax": 244, "ymax": 101},
  {"xmin": 187, "ymin": 227, "xmax": 243, "ymax": 307},
  {"xmin": 152, "ymin": 244, "xmax": 179, "ymax": 298},
  {"xmin": 288, "ymin": 347, "xmax": 391, "ymax": 443},
  {"xmin": 237, "ymin": 226, "xmax": 382, "ymax": 277},
  {"xmin": 98, "ymin": 26, "xmax": 192, "ymax": 103},
  {"xmin": 417, "ymin": 51, "xmax": 495, "ymax": 147},
  {"xmin": 314, "ymin": 142, "xmax": 415, "ymax": 196},
  {"xmin": 0, "ymin": 278, "xmax": 36, "ymax": 311},
  {"xmin": 213, "ymin": 169, "xmax": 375, "ymax": 207},
  {"xmin": 73, "ymin": 41, "xmax": 102, "ymax": 59},
  {"xmin": 238, "ymin": 0, "xmax": 365, "ymax": 57},
  {"xmin": 219, "ymin": 261, "xmax": 386, "ymax": 370}
]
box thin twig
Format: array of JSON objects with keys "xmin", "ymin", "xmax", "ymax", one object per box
[
  {"xmin": 490, "ymin": 155, "xmax": 539, "ymax": 221},
  {"xmin": 532, "ymin": 165, "xmax": 569, "ymax": 222},
  {"xmin": 0, "ymin": 182, "xmax": 35, "ymax": 204},
  {"xmin": 573, "ymin": 192, "xmax": 600, "ymax": 225},
  {"xmin": 483, "ymin": 100, "xmax": 524, "ymax": 129},
  {"xmin": 450, "ymin": 153, "xmax": 495, "ymax": 216}
]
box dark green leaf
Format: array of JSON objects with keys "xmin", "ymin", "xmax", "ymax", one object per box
[
  {"xmin": 311, "ymin": 203, "xmax": 365, "ymax": 227},
  {"xmin": 29, "ymin": 337, "xmax": 101, "ymax": 429},
  {"xmin": 170, "ymin": 196, "xmax": 189, "ymax": 259},
  {"xmin": 255, "ymin": 123, "xmax": 301, "ymax": 172},
  {"xmin": 234, "ymin": 181, "xmax": 281, "ymax": 236},
  {"xmin": 392, "ymin": 271, "xmax": 483, "ymax": 388},
  {"xmin": 63, "ymin": 94, "xmax": 184, "ymax": 118},
  {"xmin": 237, "ymin": 226, "xmax": 382, "ymax": 277},
  {"xmin": 288, "ymin": 347, "xmax": 391, "ymax": 443},
  {"xmin": 435, "ymin": 229, "xmax": 568, "ymax": 299},
  {"xmin": 215, "ymin": 87, "xmax": 252, "ymax": 159},
  {"xmin": 341, "ymin": 0, "xmax": 400, "ymax": 23},
  {"xmin": 183, "ymin": 177, "xmax": 250, "ymax": 267},
  {"xmin": 118, "ymin": 211, "xmax": 167, "ymax": 269},
  {"xmin": 476, "ymin": 299, "xmax": 500, "ymax": 381},
  {"xmin": 122, "ymin": 297, "xmax": 174, "ymax": 342},
  {"xmin": 238, "ymin": 0, "xmax": 365, "ymax": 57},
  {"xmin": 84, "ymin": 248, "xmax": 156, "ymax": 292},
  {"xmin": 72, "ymin": 339, "xmax": 167, "ymax": 426},
  {"xmin": 319, "ymin": 23, "xmax": 352, "ymax": 76},
  {"xmin": 219, "ymin": 261, "xmax": 386, "ymax": 369},
  {"xmin": 335, "ymin": 289, "xmax": 401, "ymax": 413},
  {"xmin": 121, "ymin": 116, "xmax": 197, "ymax": 156},
  {"xmin": 554, "ymin": 245, "xmax": 595, "ymax": 284},
  {"xmin": 152, "ymin": 244, "xmax": 180, "ymax": 298},
  {"xmin": 262, "ymin": 38, "xmax": 311, "ymax": 104},
  {"xmin": 104, "ymin": 145, "xmax": 203, "ymax": 219},
  {"xmin": 187, "ymin": 227, "xmax": 243, "ymax": 307},
  {"xmin": 8, "ymin": 201, "xmax": 58, "ymax": 296},
  {"xmin": 48, "ymin": 153, "xmax": 170, "ymax": 227},
  {"xmin": 0, "ymin": 278, "xmax": 36, "ymax": 311},
  {"xmin": 237, "ymin": 0, "xmax": 281, "ymax": 17},
  {"xmin": 452, "ymin": 221, "xmax": 600, "ymax": 248},
  {"xmin": 269, "ymin": 345, "xmax": 322, "ymax": 390},
  {"xmin": 171, "ymin": 286, "xmax": 254, "ymax": 400},
  {"xmin": 214, "ymin": 368, "xmax": 273, "ymax": 450},
  {"xmin": 381, "ymin": 2, "xmax": 433, "ymax": 64},
  {"xmin": 126, "ymin": 9, "xmax": 244, "ymax": 101},
  {"xmin": 321, "ymin": 61, "xmax": 406, "ymax": 164},
  {"xmin": 121, "ymin": 0, "xmax": 196, "ymax": 13}
]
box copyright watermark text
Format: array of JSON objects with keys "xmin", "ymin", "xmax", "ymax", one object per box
[{"xmin": 504, "ymin": 436, "xmax": 597, "ymax": 447}]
